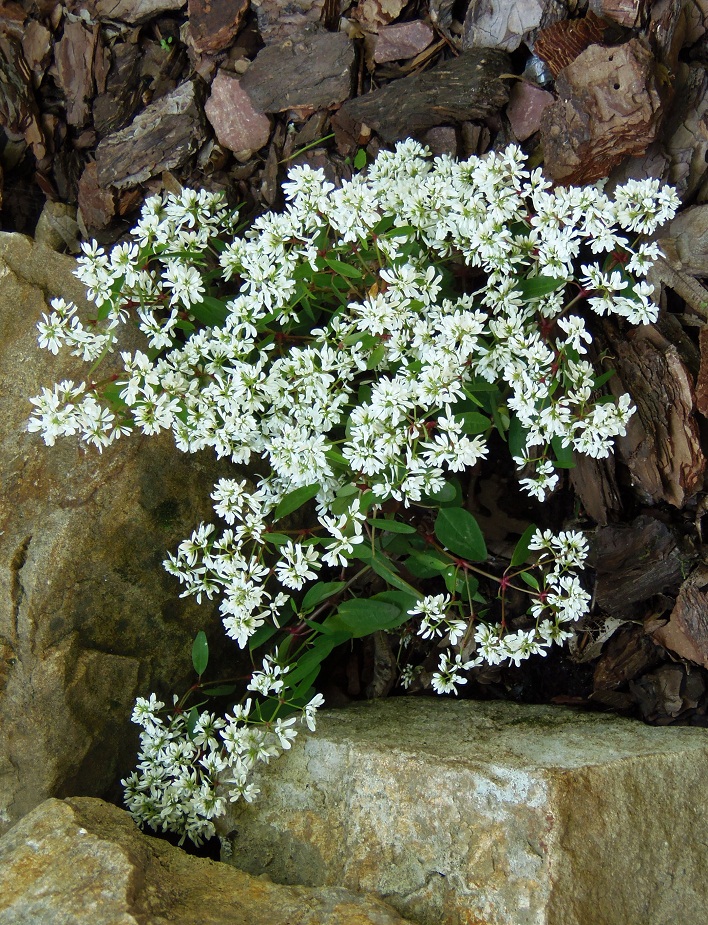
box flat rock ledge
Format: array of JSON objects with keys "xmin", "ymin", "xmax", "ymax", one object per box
[
  {"xmin": 0, "ymin": 797, "xmax": 414, "ymax": 925},
  {"xmin": 220, "ymin": 698, "xmax": 708, "ymax": 925}
]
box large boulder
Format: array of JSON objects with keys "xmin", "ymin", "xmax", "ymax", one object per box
[
  {"xmin": 0, "ymin": 233, "xmax": 236, "ymax": 834},
  {"xmin": 0, "ymin": 797, "xmax": 414, "ymax": 924},
  {"xmin": 219, "ymin": 698, "xmax": 708, "ymax": 925}
]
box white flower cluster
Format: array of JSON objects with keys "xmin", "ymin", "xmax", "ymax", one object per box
[
  {"xmin": 122, "ymin": 685, "xmax": 324, "ymax": 845},
  {"xmin": 28, "ymin": 143, "xmax": 679, "ymax": 841}
]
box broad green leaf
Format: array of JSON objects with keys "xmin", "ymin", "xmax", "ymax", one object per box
[
  {"xmin": 191, "ymin": 295, "xmax": 230, "ymax": 326},
  {"xmin": 283, "ymin": 634, "xmax": 348, "ymax": 688},
  {"xmin": 443, "ymin": 565, "xmax": 468, "ymax": 594},
  {"xmin": 200, "ymin": 683, "xmax": 238, "ymax": 697},
  {"xmin": 248, "ymin": 622, "xmax": 280, "ymax": 652},
  {"xmin": 514, "ymin": 275, "xmax": 565, "ymax": 300},
  {"xmin": 301, "ymin": 581, "xmax": 347, "ymax": 613},
  {"xmin": 507, "ymin": 414, "xmax": 528, "ymax": 459},
  {"xmin": 274, "ymin": 483, "xmax": 320, "ymax": 520},
  {"xmin": 403, "ymin": 550, "xmax": 450, "ymax": 578},
  {"xmin": 191, "ymin": 631, "xmax": 209, "ymax": 676},
  {"xmin": 325, "ymin": 258, "xmax": 363, "ymax": 279},
  {"xmin": 456, "ymin": 411, "xmax": 491, "ymax": 435},
  {"xmin": 551, "ymin": 435, "xmax": 575, "ymax": 469},
  {"xmin": 372, "ymin": 590, "xmax": 419, "ymax": 612},
  {"xmin": 366, "ymin": 518, "xmax": 417, "ymax": 534},
  {"xmin": 323, "ymin": 599, "xmax": 403, "ymax": 637},
  {"xmin": 186, "ymin": 706, "xmax": 199, "ymax": 737},
  {"xmin": 520, "ymin": 571, "xmax": 540, "ymax": 590},
  {"xmin": 510, "ymin": 523, "xmax": 538, "ymax": 568},
  {"xmin": 366, "ymin": 344, "xmax": 387, "ymax": 369},
  {"xmin": 356, "ymin": 544, "xmax": 420, "ymax": 594},
  {"xmin": 263, "ymin": 532, "xmax": 290, "ymax": 546},
  {"xmin": 593, "ymin": 368, "xmax": 616, "ymax": 389},
  {"xmin": 434, "ymin": 508, "xmax": 487, "ymax": 562},
  {"xmin": 421, "ymin": 480, "xmax": 458, "ymax": 507},
  {"xmin": 353, "ymin": 147, "xmax": 367, "ymax": 170}
]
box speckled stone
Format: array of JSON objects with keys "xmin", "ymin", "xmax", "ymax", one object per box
[{"xmin": 220, "ymin": 698, "xmax": 708, "ymax": 925}]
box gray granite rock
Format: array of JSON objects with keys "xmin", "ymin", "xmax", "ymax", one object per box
[
  {"xmin": 0, "ymin": 233, "xmax": 237, "ymax": 835},
  {"xmin": 0, "ymin": 797, "xmax": 415, "ymax": 924},
  {"xmin": 220, "ymin": 698, "xmax": 708, "ymax": 925}
]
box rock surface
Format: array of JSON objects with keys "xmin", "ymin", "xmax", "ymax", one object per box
[
  {"xmin": 0, "ymin": 797, "xmax": 414, "ymax": 925},
  {"xmin": 205, "ymin": 70, "xmax": 272, "ymax": 155},
  {"xmin": 0, "ymin": 233, "xmax": 237, "ymax": 835},
  {"xmin": 220, "ymin": 698, "xmax": 708, "ymax": 925}
]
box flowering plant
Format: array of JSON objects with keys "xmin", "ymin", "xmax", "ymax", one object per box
[{"xmin": 29, "ymin": 141, "xmax": 679, "ymax": 844}]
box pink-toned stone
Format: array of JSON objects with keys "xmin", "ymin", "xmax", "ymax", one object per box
[
  {"xmin": 422, "ymin": 125, "xmax": 458, "ymax": 158},
  {"xmin": 205, "ymin": 69, "xmax": 272, "ymax": 154},
  {"xmin": 373, "ymin": 20, "xmax": 435, "ymax": 64},
  {"xmin": 506, "ymin": 80, "xmax": 554, "ymax": 141}
]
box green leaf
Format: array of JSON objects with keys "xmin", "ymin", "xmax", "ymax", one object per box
[
  {"xmin": 367, "ymin": 518, "xmax": 417, "ymax": 534},
  {"xmin": 200, "ymin": 683, "xmax": 238, "ymax": 697},
  {"xmin": 514, "ymin": 275, "xmax": 565, "ymax": 301},
  {"xmin": 263, "ymin": 532, "xmax": 291, "ymax": 546},
  {"xmin": 191, "ymin": 631, "xmax": 209, "ymax": 676},
  {"xmin": 353, "ymin": 147, "xmax": 367, "ymax": 170},
  {"xmin": 443, "ymin": 564, "xmax": 470, "ymax": 594},
  {"xmin": 325, "ymin": 258, "xmax": 363, "ymax": 279},
  {"xmin": 404, "ymin": 550, "xmax": 450, "ymax": 578},
  {"xmin": 421, "ymin": 480, "xmax": 458, "ymax": 507},
  {"xmin": 283, "ymin": 634, "xmax": 348, "ymax": 688},
  {"xmin": 593, "ymin": 368, "xmax": 616, "ymax": 389},
  {"xmin": 274, "ymin": 483, "xmax": 320, "ymax": 520},
  {"xmin": 356, "ymin": 544, "xmax": 420, "ymax": 594},
  {"xmin": 434, "ymin": 508, "xmax": 487, "ymax": 562},
  {"xmin": 248, "ymin": 622, "xmax": 281, "ymax": 652},
  {"xmin": 366, "ymin": 343, "xmax": 387, "ymax": 369},
  {"xmin": 510, "ymin": 523, "xmax": 538, "ymax": 568},
  {"xmin": 323, "ymin": 599, "xmax": 404, "ymax": 637},
  {"xmin": 186, "ymin": 706, "xmax": 199, "ymax": 737},
  {"xmin": 191, "ymin": 295, "xmax": 229, "ymax": 327},
  {"xmin": 372, "ymin": 589, "xmax": 418, "ymax": 615},
  {"xmin": 507, "ymin": 414, "xmax": 529, "ymax": 459},
  {"xmin": 301, "ymin": 581, "xmax": 347, "ymax": 613},
  {"xmin": 520, "ymin": 571, "xmax": 540, "ymax": 590},
  {"xmin": 456, "ymin": 411, "xmax": 491, "ymax": 435},
  {"xmin": 551, "ymin": 435, "xmax": 575, "ymax": 469}
]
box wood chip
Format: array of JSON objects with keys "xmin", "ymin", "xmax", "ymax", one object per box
[
  {"xmin": 188, "ymin": 0, "xmax": 249, "ymax": 55},
  {"xmin": 54, "ymin": 19, "xmax": 99, "ymax": 129},
  {"xmin": 603, "ymin": 322, "xmax": 705, "ymax": 507},
  {"xmin": 77, "ymin": 160, "xmax": 117, "ymax": 232},
  {"xmin": 92, "ymin": 40, "xmax": 143, "ymax": 136},
  {"xmin": 93, "ymin": 0, "xmax": 186, "ymax": 24},
  {"xmin": 534, "ymin": 11, "xmax": 608, "ymax": 77},
  {"xmin": 463, "ymin": 0, "xmax": 567, "ymax": 53},
  {"xmin": 592, "ymin": 515, "xmax": 685, "ymax": 617},
  {"xmin": 652, "ymin": 573, "xmax": 708, "ymax": 669},
  {"xmin": 695, "ymin": 326, "xmax": 708, "ymax": 417},
  {"xmin": 95, "ymin": 80, "xmax": 206, "ymax": 190},
  {"xmin": 569, "ymin": 454, "xmax": 622, "ymax": 526},
  {"xmin": 353, "ymin": 0, "xmax": 407, "ymax": 30},
  {"xmin": 241, "ymin": 32, "xmax": 355, "ymax": 116},
  {"xmin": 589, "ymin": 0, "xmax": 649, "ymax": 28},
  {"xmin": 250, "ymin": 0, "xmax": 329, "ymax": 44},
  {"xmin": 333, "ymin": 49, "xmax": 511, "ymax": 144},
  {"xmin": 0, "ymin": 33, "xmax": 45, "ymax": 159},
  {"xmin": 540, "ymin": 39, "xmax": 664, "ymax": 184}
]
